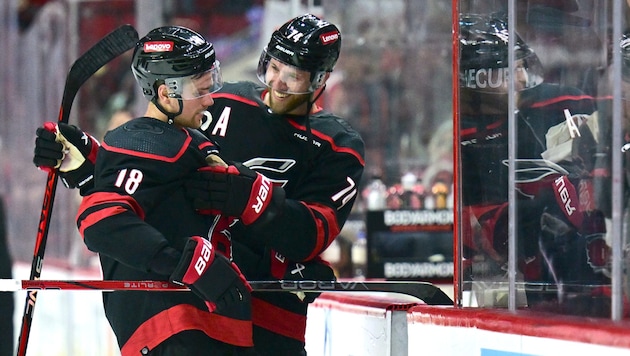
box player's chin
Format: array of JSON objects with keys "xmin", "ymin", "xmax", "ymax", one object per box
[
  {"xmin": 269, "ymin": 96, "xmax": 295, "ymax": 113},
  {"xmin": 185, "ymin": 113, "xmax": 204, "ymax": 129},
  {"xmin": 268, "ymin": 102, "xmax": 289, "ymax": 115}
]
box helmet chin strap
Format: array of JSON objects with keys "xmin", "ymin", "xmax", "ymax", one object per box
[
  {"xmin": 152, "ymin": 96, "xmax": 183, "ymax": 124},
  {"xmin": 289, "ymin": 83, "xmax": 326, "ymax": 191},
  {"xmin": 310, "ymin": 84, "xmax": 325, "ymax": 105},
  {"xmin": 303, "ymin": 83, "xmax": 326, "ymax": 169}
]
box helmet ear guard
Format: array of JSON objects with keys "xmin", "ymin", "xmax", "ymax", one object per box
[{"xmin": 312, "ymin": 71, "xmax": 327, "ymax": 89}]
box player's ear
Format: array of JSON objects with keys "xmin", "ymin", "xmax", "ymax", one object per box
[{"xmin": 156, "ymin": 83, "xmax": 176, "ymax": 108}]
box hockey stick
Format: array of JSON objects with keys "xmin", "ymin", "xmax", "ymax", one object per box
[
  {"xmin": 2, "ymin": 279, "xmax": 453, "ymax": 305},
  {"xmin": 17, "ymin": 24, "xmax": 139, "ymax": 356}
]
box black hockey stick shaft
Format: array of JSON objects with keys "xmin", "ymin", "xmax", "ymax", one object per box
[
  {"xmin": 3, "ymin": 279, "xmax": 453, "ymax": 306},
  {"xmin": 17, "ymin": 24, "xmax": 139, "ymax": 356},
  {"xmin": 253, "ymin": 280, "xmax": 454, "ymax": 305}
]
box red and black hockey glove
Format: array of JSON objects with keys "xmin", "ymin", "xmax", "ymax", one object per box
[
  {"xmin": 33, "ymin": 122, "xmax": 99, "ymax": 193},
  {"xmin": 184, "ymin": 163, "xmax": 285, "ymax": 226},
  {"xmin": 269, "ymin": 249, "xmax": 336, "ymax": 303},
  {"xmin": 170, "ymin": 236, "xmax": 252, "ymax": 320}
]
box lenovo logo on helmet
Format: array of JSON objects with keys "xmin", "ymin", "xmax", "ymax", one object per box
[
  {"xmin": 320, "ymin": 31, "xmax": 339, "ymax": 45},
  {"xmin": 144, "ymin": 41, "xmax": 174, "ymax": 52}
]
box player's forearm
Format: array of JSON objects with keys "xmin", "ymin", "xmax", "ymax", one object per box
[{"xmin": 81, "ymin": 211, "xmax": 173, "ymax": 273}]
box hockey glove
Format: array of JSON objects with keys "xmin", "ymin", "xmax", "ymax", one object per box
[
  {"xmin": 185, "ymin": 163, "xmax": 284, "ymax": 226},
  {"xmin": 170, "ymin": 236, "xmax": 252, "ymax": 320},
  {"xmin": 269, "ymin": 249, "xmax": 336, "ymax": 303},
  {"xmin": 33, "ymin": 122, "xmax": 99, "ymax": 192}
]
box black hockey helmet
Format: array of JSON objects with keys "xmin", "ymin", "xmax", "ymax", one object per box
[
  {"xmin": 132, "ymin": 25, "xmax": 222, "ymax": 101},
  {"xmin": 257, "ymin": 14, "xmax": 341, "ymax": 94},
  {"xmin": 459, "ymin": 14, "xmax": 543, "ymax": 93}
]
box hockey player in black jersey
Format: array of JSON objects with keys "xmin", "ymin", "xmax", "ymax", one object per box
[
  {"xmin": 33, "ymin": 14, "xmax": 365, "ymax": 355},
  {"xmin": 35, "ymin": 26, "xmax": 254, "ymax": 355},
  {"xmin": 184, "ymin": 14, "xmax": 365, "ymax": 353},
  {"xmin": 459, "ymin": 14, "xmax": 610, "ymax": 316}
]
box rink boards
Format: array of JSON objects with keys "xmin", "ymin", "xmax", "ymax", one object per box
[{"xmin": 306, "ymin": 292, "xmax": 630, "ymax": 356}]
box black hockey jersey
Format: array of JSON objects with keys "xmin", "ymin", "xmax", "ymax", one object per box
[
  {"xmin": 200, "ymin": 81, "xmax": 365, "ymax": 345},
  {"xmin": 460, "ymin": 83, "xmax": 596, "ymax": 206},
  {"xmin": 459, "ymin": 83, "xmax": 610, "ymax": 311},
  {"xmin": 76, "ymin": 117, "xmax": 252, "ymax": 353}
]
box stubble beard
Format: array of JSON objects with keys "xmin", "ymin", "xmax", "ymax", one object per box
[{"xmin": 268, "ymin": 92, "xmax": 310, "ymax": 115}]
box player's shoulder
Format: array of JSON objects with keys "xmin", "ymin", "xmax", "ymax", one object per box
[
  {"xmin": 311, "ymin": 110, "xmax": 365, "ymax": 154},
  {"xmin": 189, "ymin": 128, "xmax": 219, "ymax": 156},
  {"xmin": 311, "ymin": 110, "xmax": 362, "ymax": 139},
  {"xmin": 220, "ymin": 80, "xmax": 260, "ymax": 91},
  {"xmin": 102, "ymin": 117, "xmax": 195, "ymax": 159},
  {"xmin": 522, "ymin": 83, "xmax": 595, "ymax": 113},
  {"xmin": 536, "ymin": 82, "xmax": 588, "ymax": 98},
  {"xmin": 212, "ymin": 81, "xmax": 264, "ymax": 106}
]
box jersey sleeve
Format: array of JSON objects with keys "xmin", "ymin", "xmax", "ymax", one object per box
[
  {"xmin": 76, "ymin": 121, "xmax": 213, "ymax": 273},
  {"xmin": 251, "ymin": 125, "xmax": 365, "ymax": 261}
]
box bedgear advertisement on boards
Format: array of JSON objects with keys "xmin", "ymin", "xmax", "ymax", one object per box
[{"xmin": 366, "ymin": 209, "xmax": 454, "ymax": 282}]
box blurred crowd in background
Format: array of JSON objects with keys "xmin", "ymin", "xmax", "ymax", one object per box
[{"xmin": 1, "ymin": 0, "xmax": 456, "ymax": 268}]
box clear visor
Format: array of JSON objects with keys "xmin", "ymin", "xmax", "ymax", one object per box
[
  {"xmin": 165, "ymin": 61, "xmax": 223, "ymax": 100},
  {"xmin": 256, "ymin": 50, "xmax": 324, "ymax": 95},
  {"xmin": 460, "ymin": 53, "xmax": 544, "ymax": 93}
]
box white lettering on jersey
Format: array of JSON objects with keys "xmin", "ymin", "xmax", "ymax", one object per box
[
  {"xmin": 114, "ymin": 168, "xmax": 144, "ymax": 194},
  {"xmin": 293, "ymin": 132, "xmax": 321, "ymax": 147},
  {"xmin": 211, "ymin": 107, "xmax": 231, "ymax": 137},
  {"xmin": 331, "ymin": 177, "xmax": 357, "ymax": 210},
  {"xmin": 563, "ymin": 109, "xmax": 581, "ymax": 138}
]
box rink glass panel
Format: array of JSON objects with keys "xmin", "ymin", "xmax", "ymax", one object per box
[{"xmin": 456, "ymin": 0, "xmax": 629, "ymax": 319}]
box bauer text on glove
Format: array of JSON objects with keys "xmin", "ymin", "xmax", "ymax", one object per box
[
  {"xmin": 184, "ymin": 163, "xmax": 285, "ymax": 226},
  {"xmin": 170, "ymin": 236, "xmax": 252, "ymax": 319}
]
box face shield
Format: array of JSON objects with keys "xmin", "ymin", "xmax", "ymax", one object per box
[
  {"xmin": 460, "ymin": 51, "xmax": 544, "ymax": 94},
  {"xmin": 164, "ymin": 61, "xmax": 223, "ymax": 100},
  {"xmin": 257, "ymin": 49, "xmax": 326, "ymax": 95}
]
